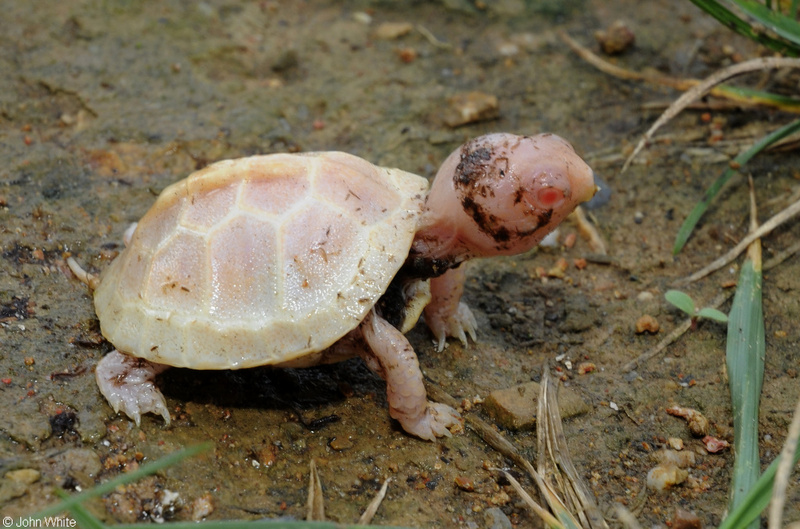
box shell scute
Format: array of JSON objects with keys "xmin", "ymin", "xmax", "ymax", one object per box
[
  {"xmin": 313, "ymin": 154, "xmax": 400, "ymax": 225},
  {"xmin": 144, "ymin": 230, "xmax": 209, "ymax": 312},
  {"xmin": 180, "ymin": 184, "xmax": 238, "ymax": 231},
  {"xmin": 208, "ymin": 213, "xmax": 279, "ymax": 321},
  {"xmin": 281, "ymin": 204, "xmax": 361, "ymax": 319},
  {"xmin": 126, "ymin": 197, "xmax": 183, "ymax": 255},
  {"xmin": 239, "ymin": 156, "xmax": 311, "ymax": 216}
]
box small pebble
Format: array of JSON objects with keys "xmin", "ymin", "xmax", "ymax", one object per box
[
  {"xmin": 396, "ymin": 47, "xmax": 417, "ymax": 63},
  {"xmin": 633, "ymin": 211, "xmax": 644, "ymax": 224},
  {"xmin": 484, "ymin": 507, "xmax": 513, "ymax": 529},
  {"xmin": 651, "ymin": 449, "xmax": 695, "ymax": 468},
  {"xmin": 374, "ymin": 22, "xmax": 413, "ymax": 40},
  {"xmin": 635, "ymin": 314, "xmax": 660, "ymax": 334},
  {"xmin": 443, "ymin": 91, "xmax": 499, "ymax": 128},
  {"xmin": 668, "ymin": 437, "xmax": 684, "ymax": 450},
  {"xmin": 190, "ymin": 493, "xmax": 215, "ymax": 521},
  {"xmin": 636, "ymin": 291, "xmax": 654, "ymax": 302},
  {"xmin": 594, "ymin": 20, "xmax": 635, "ymax": 55},
  {"xmin": 646, "ymin": 464, "xmax": 688, "ymax": 491},
  {"xmin": 673, "ymin": 508, "xmax": 703, "ymax": 529},
  {"xmin": 5, "ymin": 468, "xmax": 41, "ymax": 485},
  {"xmin": 577, "ymin": 362, "xmax": 595, "ymax": 375},
  {"xmin": 328, "ymin": 437, "xmax": 353, "ymax": 451},
  {"xmin": 702, "ymin": 435, "xmax": 729, "ymax": 453},
  {"xmin": 454, "ymin": 476, "xmax": 475, "ymax": 491},
  {"xmin": 352, "ymin": 11, "xmax": 372, "ymax": 24},
  {"xmin": 547, "ymin": 257, "xmax": 569, "ymax": 278},
  {"xmin": 666, "ymin": 406, "xmax": 710, "ymax": 437}
]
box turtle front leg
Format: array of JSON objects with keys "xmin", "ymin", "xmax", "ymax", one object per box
[
  {"xmin": 359, "ymin": 311, "xmax": 461, "ymax": 441},
  {"xmin": 95, "ymin": 350, "xmax": 171, "ymax": 426},
  {"xmin": 423, "ymin": 266, "xmax": 477, "ymax": 352}
]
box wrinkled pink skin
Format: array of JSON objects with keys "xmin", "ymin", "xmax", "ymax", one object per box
[{"xmin": 94, "ymin": 133, "xmax": 596, "ymax": 440}]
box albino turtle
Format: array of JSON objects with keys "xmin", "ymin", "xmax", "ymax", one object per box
[{"xmin": 69, "ymin": 133, "xmax": 596, "ymax": 440}]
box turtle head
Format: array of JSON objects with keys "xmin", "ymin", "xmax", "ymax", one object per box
[{"xmin": 415, "ymin": 133, "xmax": 597, "ymax": 261}]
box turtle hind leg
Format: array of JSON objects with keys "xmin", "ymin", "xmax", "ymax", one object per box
[
  {"xmin": 359, "ymin": 311, "xmax": 461, "ymax": 441},
  {"xmin": 95, "ymin": 350, "xmax": 171, "ymax": 426}
]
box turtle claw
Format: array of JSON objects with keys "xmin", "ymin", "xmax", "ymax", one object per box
[
  {"xmin": 398, "ymin": 402, "xmax": 462, "ymax": 441},
  {"xmin": 428, "ymin": 302, "xmax": 478, "ymax": 352},
  {"xmin": 95, "ymin": 350, "xmax": 171, "ymax": 425}
]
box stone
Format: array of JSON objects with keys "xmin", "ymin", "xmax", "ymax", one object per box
[
  {"xmin": 443, "ymin": 91, "xmax": 499, "ymax": 127},
  {"xmin": 483, "ymin": 381, "xmax": 590, "ymax": 430}
]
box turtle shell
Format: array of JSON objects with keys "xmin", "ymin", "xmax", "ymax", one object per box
[{"xmin": 93, "ymin": 152, "xmax": 429, "ymax": 369}]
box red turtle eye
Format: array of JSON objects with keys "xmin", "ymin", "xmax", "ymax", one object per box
[{"xmin": 537, "ymin": 187, "xmax": 564, "ymax": 207}]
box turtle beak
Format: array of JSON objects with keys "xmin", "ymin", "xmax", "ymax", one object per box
[{"xmin": 577, "ymin": 171, "xmax": 601, "ymax": 204}]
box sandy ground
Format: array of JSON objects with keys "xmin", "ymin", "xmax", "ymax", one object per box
[{"xmin": 1, "ymin": 0, "xmax": 798, "ymax": 527}]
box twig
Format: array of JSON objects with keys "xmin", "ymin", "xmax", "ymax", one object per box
[
  {"xmin": 560, "ymin": 30, "xmax": 800, "ymax": 113},
  {"xmin": 619, "ymin": 56, "xmax": 800, "ymax": 173},
  {"xmin": 416, "ymin": 25, "xmax": 452, "ymax": 50},
  {"xmin": 426, "ymin": 380, "xmax": 581, "ymax": 524},
  {"xmin": 424, "ymin": 382, "xmax": 535, "ymax": 475},
  {"xmin": 558, "ymin": 30, "xmax": 691, "ymax": 90},
  {"xmin": 538, "ymin": 369, "xmax": 608, "ymax": 529},
  {"xmin": 358, "ymin": 478, "xmax": 390, "ymax": 525},
  {"xmin": 306, "ymin": 459, "xmax": 325, "ymax": 521},
  {"xmin": 496, "ymin": 469, "xmax": 562, "ymax": 526},
  {"xmin": 678, "ymin": 195, "xmax": 800, "ymax": 285},
  {"xmin": 622, "ymin": 312, "xmax": 699, "ymax": 372},
  {"xmin": 573, "ymin": 206, "xmax": 607, "ymax": 255},
  {"xmin": 768, "ymin": 394, "xmax": 800, "ymax": 529}
]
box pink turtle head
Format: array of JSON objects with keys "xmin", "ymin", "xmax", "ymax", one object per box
[{"xmin": 414, "ymin": 133, "xmax": 597, "ymax": 261}]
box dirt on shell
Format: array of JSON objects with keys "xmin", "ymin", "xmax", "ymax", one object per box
[{"xmin": 1, "ymin": 1, "xmax": 799, "ymax": 527}]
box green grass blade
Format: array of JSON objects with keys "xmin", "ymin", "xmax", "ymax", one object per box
[
  {"xmin": 725, "ymin": 253, "xmax": 764, "ymax": 527},
  {"xmin": 718, "ymin": 433, "xmax": 800, "ymax": 529},
  {"xmin": 113, "ymin": 523, "xmax": 410, "ymax": 529},
  {"xmin": 688, "ymin": 0, "xmax": 800, "ymax": 55},
  {"xmin": 716, "ymin": 85, "xmax": 800, "ymax": 112},
  {"xmin": 673, "ymin": 118, "xmax": 800, "ymax": 254},
  {"xmin": 35, "ymin": 443, "xmax": 415, "ymax": 529},
  {"xmin": 731, "ymin": 0, "xmax": 800, "ymax": 51},
  {"xmin": 54, "ymin": 489, "xmax": 105, "ymax": 529},
  {"xmin": 33, "ymin": 442, "xmax": 213, "ymax": 519}
]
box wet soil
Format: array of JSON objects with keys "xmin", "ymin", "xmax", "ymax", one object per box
[{"xmin": 1, "ymin": 0, "xmax": 799, "ymax": 527}]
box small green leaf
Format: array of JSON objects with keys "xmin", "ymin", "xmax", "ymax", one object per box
[
  {"xmin": 665, "ymin": 290, "xmax": 697, "ymax": 316},
  {"xmin": 696, "ymin": 307, "xmax": 729, "ymax": 323}
]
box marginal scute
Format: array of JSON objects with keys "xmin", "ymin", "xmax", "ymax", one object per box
[{"xmin": 92, "ymin": 152, "xmax": 429, "ymax": 369}]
